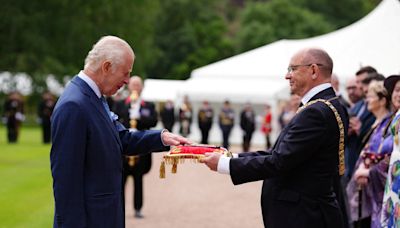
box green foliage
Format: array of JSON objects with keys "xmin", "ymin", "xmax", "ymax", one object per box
[
  {"xmin": 294, "ymin": 0, "xmax": 380, "ymax": 29},
  {"xmin": 0, "ymin": 0, "xmax": 380, "ymax": 84},
  {"xmin": 0, "ymin": 127, "xmax": 53, "ymax": 227},
  {"xmin": 236, "ymin": 0, "xmax": 333, "ymax": 52},
  {"xmin": 0, "ymin": 0, "xmax": 161, "ymax": 84},
  {"xmin": 148, "ymin": 0, "xmax": 234, "ymax": 80}
]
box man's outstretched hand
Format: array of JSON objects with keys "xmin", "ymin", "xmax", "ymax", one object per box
[
  {"xmin": 161, "ymin": 131, "xmax": 192, "ymax": 146},
  {"xmin": 200, "ymin": 152, "xmax": 222, "ymax": 172}
]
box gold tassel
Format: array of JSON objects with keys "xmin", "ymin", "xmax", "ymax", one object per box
[
  {"xmin": 172, "ymin": 162, "xmax": 178, "ymax": 173},
  {"xmin": 160, "ymin": 161, "xmax": 165, "ymax": 179}
]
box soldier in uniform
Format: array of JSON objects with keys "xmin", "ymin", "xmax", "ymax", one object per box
[
  {"xmin": 3, "ymin": 91, "xmax": 25, "ymax": 143},
  {"xmin": 198, "ymin": 100, "xmax": 213, "ymax": 144},
  {"xmin": 37, "ymin": 91, "xmax": 56, "ymax": 143},
  {"xmin": 219, "ymin": 100, "xmax": 235, "ymax": 149},
  {"xmin": 240, "ymin": 102, "xmax": 256, "ymax": 152},
  {"xmin": 160, "ymin": 100, "xmax": 175, "ymax": 132},
  {"xmin": 261, "ymin": 104, "xmax": 273, "ymax": 150},
  {"xmin": 178, "ymin": 95, "xmax": 193, "ymax": 137},
  {"xmin": 114, "ymin": 76, "xmax": 158, "ymax": 218}
]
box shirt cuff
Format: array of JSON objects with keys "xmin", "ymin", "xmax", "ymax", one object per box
[
  {"xmin": 217, "ymin": 156, "xmax": 231, "ymax": 175},
  {"xmin": 160, "ymin": 129, "xmax": 169, "ymax": 146}
]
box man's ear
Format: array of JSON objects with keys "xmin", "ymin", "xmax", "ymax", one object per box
[
  {"xmin": 311, "ymin": 64, "xmax": 319, "ymax": 79},
  {"xmin": 102, "ymin": 61, "xmax": 112, "ymax": 73}
]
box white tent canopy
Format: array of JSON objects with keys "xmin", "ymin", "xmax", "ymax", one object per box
[
  {"xmin": 179, "ymin": 78, "xmax": 287, "ymax": 103},
  {"xmin": 190, "ymin": 0, "xmax": 400, "ymax": 82},
  {"xmin": 141, "ymin": 79, "xmax": 185, "ymax": 102}
]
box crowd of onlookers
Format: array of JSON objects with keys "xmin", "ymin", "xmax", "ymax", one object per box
[{"xmin": 330, "ymin": 66, "xmax": 400, "ymax": 228}]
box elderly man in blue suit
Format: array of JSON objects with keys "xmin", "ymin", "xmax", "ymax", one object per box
[
  {"xmin": 50, "ymin": 35, "xmax": 190, "ymax": 228},
  {"xmin": 202, "ymin": 48, "xmax": 349, "ymax": 228}
]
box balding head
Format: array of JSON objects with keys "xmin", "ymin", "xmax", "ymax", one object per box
[
  {"xmin": 128, "ymin": 76, "xmax": 143, "ymax": 95},
  {"xmin": 84, "ymin": 36, "xmax": 135, "ymax": 72},
  {"xmin": 297, "ymin": 48, "xmax": 333, "ymax": 78},
  {"xmin": 286, "ymin": 48, "xmax": 334, "ymax": 97}
]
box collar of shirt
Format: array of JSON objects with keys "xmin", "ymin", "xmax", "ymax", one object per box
[
  {"xmin": 301, "ymin": 83, "xmax": 332, "ymax": 105},
  {"xmin": 78, "ymin": 71, "xmax": 101, "ymax": 98}
]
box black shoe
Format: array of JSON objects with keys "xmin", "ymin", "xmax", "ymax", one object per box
[{"xmin": 135, "ymin": 211, "xmax": 144, "ymax": 219}]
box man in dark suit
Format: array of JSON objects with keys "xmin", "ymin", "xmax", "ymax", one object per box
[
  {"xmin": 50, "ymin": 36, "xmax": 190, "ymax": 228},
  {"xmin": 240, "ymin": 102, "xmax": 256, "ymax": 152},
  {"xmin": 160, "ymin": 100, "xmax": 175, "ymax": 132},
  {"xmin": 3, "ymin": 91, "xmax": 25, "ymax": 143},
  {"xmin": 115, "ymin": 76, "xmax": 158, "ymax": 218},
  {"xmin": 345, "ymin": 67, "xmax": 378, "ymax": 180},
  {"xmin": 202, "ymin": 48, "xmax": 348, "ymax": 228},
  {"xmin": 37, "ymin": 91, "xmax": 55, "ymax": 143}
]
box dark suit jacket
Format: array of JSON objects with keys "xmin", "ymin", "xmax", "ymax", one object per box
[
  {"xmin": 50, "ymin": 76, "xmax": 168, "ymax": 228},
  {"xmin": 230, "ymin": 87, "xmax": 348, "ymax": 228},
  {"xmin": 345, "ymin": 100, "xmax": 375, "ymax": 178},
  {"xmin": 113, "ymin": 98, "xmax": 158, "ymax": 175},
  {"xmin": 240, "ymin": 110, "xmax": 255, "ymax": 134},
  {"xmin": 160, "ymin": 106, "xmax": 175, "ymax": 132}
]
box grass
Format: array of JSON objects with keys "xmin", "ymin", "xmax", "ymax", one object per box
[{"xmin": 0, "ymin": 126, "xmax": 53, "ymax": 228}]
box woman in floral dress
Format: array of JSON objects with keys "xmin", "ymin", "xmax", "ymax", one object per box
[{"xmin": 381, "ymin": 75, "xmax": 400, "ymax": 227}]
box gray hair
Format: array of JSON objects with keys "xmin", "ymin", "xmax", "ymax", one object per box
[{"xmin": 84, "ymin": 36, "xmax": 135, "ymax": 72}]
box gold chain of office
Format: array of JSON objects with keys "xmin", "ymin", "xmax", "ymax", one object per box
[{"xmin": 297, "ymin": 98, "xmax": 345, "ymax": 176}]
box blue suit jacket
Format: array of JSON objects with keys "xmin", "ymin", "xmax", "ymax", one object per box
[
  {"xmin": 230, "ymin": 88, "xmax": 349, "ymax": 228},
  {"xmin": 344, "ymin": 100, "xmax": 375, "ymax": 178},
  {"xmin": 50, "ymin": 76, "xmax": 168, "ymax": 228}
]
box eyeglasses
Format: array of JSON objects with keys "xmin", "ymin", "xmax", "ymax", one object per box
[{"xmin": 287, "ymin": 63, "xmax": 324, "ymax": 74}]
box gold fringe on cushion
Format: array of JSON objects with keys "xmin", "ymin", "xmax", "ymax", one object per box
[
  {"xmin": 159, "ymin": 147, "xmax": 229, "ymax": 179},
  {"xmin": 160, "ymin": 154, "xmax": 206, "ymax": 178}
]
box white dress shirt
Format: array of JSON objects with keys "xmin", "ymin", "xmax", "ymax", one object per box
[
  {"xmin": 78, "ymin": 71, "xmax": 101, "ymax": 98},
  {"xmin": 217, "ymin": 83, "xmax": 333, "ymax": 174}
]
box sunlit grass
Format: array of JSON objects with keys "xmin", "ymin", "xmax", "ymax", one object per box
[{"xmin": 0, "ymin": 126, "xmax": 53, "ymax": 228}]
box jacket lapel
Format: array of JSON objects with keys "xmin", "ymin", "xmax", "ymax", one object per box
[
  {"xmin": 273, "ymin": 87, "xmax": 336, "ymax": 148},
  {"xmin": 71, "ymin": 76, "xmax": 122, "ymax": 148}
]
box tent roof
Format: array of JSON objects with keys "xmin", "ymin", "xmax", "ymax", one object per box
[
  {"xmin": 141, "ymin": 79, "xmax": 185, "ymax": 102},
  {"xmin": 191, "ymin": 0, "xmax": 400, "ymax": 81},
  {"xmin": 179, "ymin": 78, "xmax": 288, "ymax": 103}
]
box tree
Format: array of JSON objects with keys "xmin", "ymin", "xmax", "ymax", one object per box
[
  {"xmin": 236, "ymin": 0, "xmax": 333, "ymax": 52},
  {"xmin": 148, "ymin": 0, "xmax": 234, "ymax": 80},
  {"xmin": 294, "ymin": 0, "xmax": 380, "ymax": 29},
  {"xmin": 0, "ymin": 0, "xmax": 161, "ymax": 89}
]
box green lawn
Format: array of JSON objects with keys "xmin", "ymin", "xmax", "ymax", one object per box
[{"xmin": 0, "ymin": 126, "xmax": 53, "ymax": 228}]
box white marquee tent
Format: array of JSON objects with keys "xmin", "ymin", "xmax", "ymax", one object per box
[{"xmin": 190, "ymin": 0, "xmax": 400, "ymax": 82}]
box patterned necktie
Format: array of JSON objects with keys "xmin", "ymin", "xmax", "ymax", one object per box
[{"xmin": 100, "ymin": 96, "xmax": 113, "ymax": 121}]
